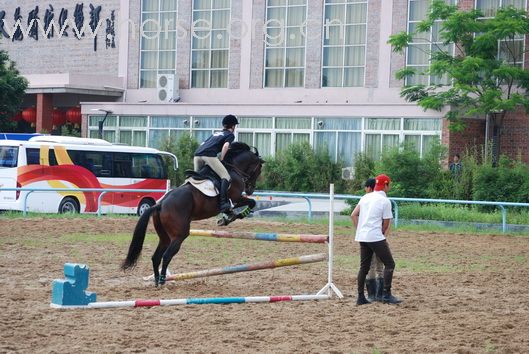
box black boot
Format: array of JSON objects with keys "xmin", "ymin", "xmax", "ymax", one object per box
[
  {"xmin": 382, "ymin": 289, "xmax": 402, "ymax": 305},
  {"xmin": 219, "ymin": 178, "xmax": 232, "ymax": 213},
  {"xmin": 375, "ymin": 277, "xmax": 384, "ymax": 302},
  {"xmin": 365, "ymin": 279, "xmax": 376, "ymax": 302},
  {"xmin": 356, "ymin": 292, "xmax": 371, "ymax": 305}
]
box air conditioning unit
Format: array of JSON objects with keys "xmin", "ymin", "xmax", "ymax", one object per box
[
  {"xmin": 341, "ymin": 167, "xmax": 355, "ymax": 180},
  {"xmin": 157, "ymin": 74, "xmax": 180, "ymax": 102}
]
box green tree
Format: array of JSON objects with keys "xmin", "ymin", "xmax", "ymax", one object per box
[
  {"xmin": 388, "ymin": 1, "xmax": 529, "ymax": 163},
  {"xmin": 0, "ymin": 50, "xmax": 28, "ymax": 131},
  {"xmin": 158, "ymin": 134, "xmax": 199, "ymax": 187}
]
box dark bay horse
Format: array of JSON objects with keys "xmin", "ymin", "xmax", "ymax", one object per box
[{"xmin": 121, "ymin": 142, "xmax": 264, "ymax": 286}]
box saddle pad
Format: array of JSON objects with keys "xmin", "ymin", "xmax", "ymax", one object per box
[{"xmin": 185, "ymin": 178, "xmax": 219, "ymax": 197}]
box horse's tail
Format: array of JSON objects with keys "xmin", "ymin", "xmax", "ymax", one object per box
[{"xmin": 121, "ymin": 204, "xmax": 160, "ymax": 270}]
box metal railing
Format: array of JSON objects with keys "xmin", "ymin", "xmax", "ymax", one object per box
[
  {"xmin": 2, "ymin": 187, "xmax": 529, "ymax": 232},
  {"xmin": 253, "ymin": 191, "xmax": 529, "ymax": 233},
  {"xmin": 0, "ymin": 187, "xmax": 168, "ymax": 217}
]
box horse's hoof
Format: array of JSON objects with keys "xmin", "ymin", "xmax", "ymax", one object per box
[
  {"xmin": 158, "ymin": 274, "xmax": 166, "ymax": 286},
  {"xmin": 217, "ymin": 217, "xmax": 228, "ymax": 226}
]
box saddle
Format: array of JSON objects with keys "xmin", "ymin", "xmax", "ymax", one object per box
[{"xmin": 184, "ymin": 165, "xmax": 224, "ymax": 197}]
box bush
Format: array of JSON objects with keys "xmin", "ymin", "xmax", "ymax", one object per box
[
  {"xmin": 374, "ymin": 140, "xmax": 445, "ymax": 198},
  {"xmin": 258, "ymin": 142, "xmax": 346, "ymax": 193},
  {"xmin": 349, "ymin": 152, "xmax": 375, "ymax": 192},
  {"xmin": 473, "ymin": 156, "xmax": 529, "ymax": 204},
  {"xmin": 158, "ymin": 134, "xmax": 199, "ymax": 187}
]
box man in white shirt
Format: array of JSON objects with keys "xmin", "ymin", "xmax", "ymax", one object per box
[{"xmin": 351, "ymin": 174, "xmax": 402, "ymax": 305}]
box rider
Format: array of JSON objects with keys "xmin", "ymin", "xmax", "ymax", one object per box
[{"xmin": 193, "ymin": 114, "xmax": 239, "ymax": 214}]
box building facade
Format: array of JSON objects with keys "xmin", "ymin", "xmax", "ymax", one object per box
[{"xmin": 1, "ymin": 0, "xmax": 528, "ymax": 167}]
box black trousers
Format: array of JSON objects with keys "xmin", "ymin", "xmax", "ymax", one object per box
[{"xmin": 357, "ymin": 240, "xmax": 395, "ymax": 294}]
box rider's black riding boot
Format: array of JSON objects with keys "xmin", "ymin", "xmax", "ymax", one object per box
[{"xmin": 219, "ymin": 178, "xmax": 232, "ymax": 213}]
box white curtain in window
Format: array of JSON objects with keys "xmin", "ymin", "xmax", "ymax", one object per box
[
  {"xmin": 404, "ymin": 135, "xmax": 421, "ymax": 154},
  {"xmin": 239, "ymin": 117, "xmax": 273, "ymax": 129},
  {"xmin": 316, "ymin": 118, "xmax": 362, "ymax": 130},
  {"xmin": 422, "ymin": 135, "xmax": 438, "ymax": 155},
  {"xmin": 275, "ymin": 133, "xmax": 291, "ymax": 153},
  {"xmin": 211, "ymin": 50, "xmax": 228, "ymax": 68},
  {"xmin": 292, "ymin": 133, "xmax": 309, "ymax": 145},
  {"xmin": 476, "ymin": 0, "xmax": 500, "ymax": 16},
  {"xmin": 151, "ymin": 116, "xmax": 188, "ymax": 128},
  {"xmin": 133, "ymin": 131, "xmax": 147, "ymax": 147},
  {"xmin": 265, "ymin": 69, "xmax": 284, "ymax": 87},
  {"xmin": 120, "ymin": 131, "xmax": 132, "ymax": 145},
  {"xmin": 287, "ymin": 5, "xmax": 306, "ymax": 26},
  {"xmin": 238, "ymin": 132, "xmax": 253, "ymax": 146},
  {"xmin": 346, "ymin": 25, "xmax": 366, "ymax": 45},
  {"xmin": 382, "ymin": 134, "xmax": 400, "ymax": 152},
  {"xmin": 322, "ymin": 68, "xmax": 342, "ymax": 86},
  {"xmin": 409, "ymin": 0, "xmax": 429, "ymax": 21},
  {"xmin": 212, "ymin": 10, "xmax": 230, "ymax": 29},
  {"xmin": 324, "ymin": 4, "xmax": 344, "ymax": 23},
  {"xmin": 149, "ymin": 130, "xmax": 169, "ymax": 148},
  {"xmin": 255, "ymin": 133, "xmax": 272, "ymax": 157},
  {"xmin": 504, "ymin": 0, "xmax": 525, "ymax": 9},
  {"xmin": 365, "ymin": 134, "xmax": 381, "ymax": 161},
  {"xmin": 120, "ymin": 117, "xmax": 147, "ymax": 127},
  {"xmin": 404, "ymin": 118, "xmax": 441, "ymax": 131},
  {"xmin": 367, "ymin": 118, "xmax": 400, "ymax": 130},
  {"xmin": 276, "ymin": 117, "xmax": 311, "ymax": 129},
  {"xmin": 315, "ymin": 132, "xmax": 337, "ymax": 161},
  {"xmin": 338, "ymin": 132, "xmax": 361, "ymax": 165},
  {"xmin": 143, "ymin": 0, "xmax": 158, "ymax": 11},
  {"xmin": 346, "ymin": 3, "xmax": 367, "ymax": 24},
  {"xmin": 344, "ymin": 67, "xmax": 364, "ymax": 86}
]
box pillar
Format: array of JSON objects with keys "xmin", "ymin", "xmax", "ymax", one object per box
[{"xmin": 36, "ymin": 93, "xmax": 53, "ymax": 133}]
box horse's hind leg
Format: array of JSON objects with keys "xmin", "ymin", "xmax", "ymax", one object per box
[
  {"xmin": 152, "ymin": 209, "xmax": 170, "ymax": 286},
  {"xmin": 158, "ymin": 239, "xmax": 183, "ymax": 285}
]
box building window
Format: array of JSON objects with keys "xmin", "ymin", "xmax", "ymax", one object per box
[
  {"xmin": 363, "ymin": 118, "xmax": 441, "ymax": 160},
  {"xmin": 264, "ymin": 0, "xmax": 307, "ymax": 87},
  {"xmin": 476, "ymin": 0, "xmax": 526, "ymax": 67},
  {"xmin": 140, "ymin": 0, "xmax": 178, "ymax": 88},
  {"xmin": 406, "ymin": 0, "xmax": 456, "ymax": 85},
  {"xmin": 191, "ymin": 0, "xmax": 231, "ymax": 88},
  {"xmin": 314, "ymin": 118, "xmax": 362, "ymax": 165},
  {"xmin": 476, "ymin": 0, "xmax": 525, "ymax": 17},
  {"xmin": 322, "ymin": 0, "xmax": 367, "ymax": 87}
]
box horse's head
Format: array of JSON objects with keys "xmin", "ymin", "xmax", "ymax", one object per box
[{"xmin": 225, "ymin": 142, "xmax": 264, "ymax": 196}]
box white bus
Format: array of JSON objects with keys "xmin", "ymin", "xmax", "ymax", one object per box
[{"xmin": 0, "ymin": 136, "xmax": 178, "ymax": 215}]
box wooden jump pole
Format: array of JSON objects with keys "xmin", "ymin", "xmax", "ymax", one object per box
[
  {"xmin": 189, "ymin": 229, "xmax": 328, "ymax": 243},
  {"xmin": 165, "ymin": 253, "xmax": 327, "ymax": 282},
  {"xmin": 51, "ymin": 294, "xmax": 331, "ymax": 309}
]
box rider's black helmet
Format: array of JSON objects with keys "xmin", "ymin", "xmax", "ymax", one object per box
[{"xmin": 222, "ymin": 114, "xmax": 239, "ymax": 128}]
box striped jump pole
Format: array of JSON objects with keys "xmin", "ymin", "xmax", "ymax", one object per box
[
  {"xmin": 189, "ymin": 229, "xmax": 328, "ymax": 243},
  {"xmin": 51, "ymin": 294, "xmax": 331, "ymax": 309},
  {"xmin": 165, "ymin": 253, "xmax": 327, "ymax": 282}
]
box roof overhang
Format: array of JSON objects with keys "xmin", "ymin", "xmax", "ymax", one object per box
[{"xmin": 24, "ymin": 73, "xmax": 124, "ymax": 97}]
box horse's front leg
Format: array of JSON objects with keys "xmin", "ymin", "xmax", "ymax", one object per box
[{"xmin": 217, "ymin": 197, "xmax": 256, "ymax": 226}]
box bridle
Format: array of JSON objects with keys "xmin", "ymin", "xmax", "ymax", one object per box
[{"xmin": 225, "ymin": 153, "xmax": 262, "ymax": 191}]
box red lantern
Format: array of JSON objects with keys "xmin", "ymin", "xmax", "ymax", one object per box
[
  {"xmin": 21, "ymin": 107, "xmax": 37, "ymax": 126},
  {"xmin": 52, "ymin": 109, "xmax": 66, "ymax": 127},
  {"xmin": 66, "ymin": 107, "xmax": 82, "ymax": 126}
]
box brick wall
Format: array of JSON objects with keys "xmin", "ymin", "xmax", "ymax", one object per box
[
  {"xmin": 443, "ymin": 117, "xmax": 486, "ymax": 162},
  {"xmin": 499, "ymin": 109, "xmax": 529, "ymax": 164},
  {"xmin": 0, "ymin": 0, "xmax": 120, "ymax": 76}
]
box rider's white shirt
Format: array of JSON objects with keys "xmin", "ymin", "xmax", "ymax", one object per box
[{"xmin": 355, "ymin": 191, "xmax": 393, "ymax": 243}]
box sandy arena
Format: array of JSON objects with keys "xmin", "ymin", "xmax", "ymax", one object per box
[{"xmin": 1, "ymin": 216, "xmax": 528, "ymax": 353}]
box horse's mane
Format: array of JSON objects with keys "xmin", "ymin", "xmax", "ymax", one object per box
[{"xmin": 224, "ymin": 142, "xmax": 253, "ymax": 163}]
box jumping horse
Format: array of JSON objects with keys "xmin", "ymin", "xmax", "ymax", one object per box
[{"xmin": 121, "ymin": 142, "xmax": 264, "ymax": 286}]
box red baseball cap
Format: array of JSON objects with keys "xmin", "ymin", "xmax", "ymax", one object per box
[{"xmin": 374, "ymin": 174, "xmax": 391, "ymax": 191}]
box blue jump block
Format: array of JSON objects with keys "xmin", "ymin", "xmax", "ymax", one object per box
[{"xmin": 51, "ymin": 263, "xmax": 97, "ymax": 306}]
